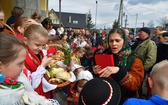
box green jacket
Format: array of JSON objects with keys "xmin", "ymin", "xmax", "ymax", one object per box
[{"xmin": 134, "ymin": 39, "xmax": 157, "ymax": 71}]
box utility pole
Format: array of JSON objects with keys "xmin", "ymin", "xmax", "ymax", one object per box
[
  {"xmin": 134, "ymin": 13, "xmax": 138, "ymax": 36},
  {"xmin": 117, "ymin": 0, "xmax": 123, "ymax": 28},
  {"xmin": 95, "ymin": 1, "xmax": 98, "ymax": 29},
  {"xmin": 59, "ymin": 0, "xmax": 61, "ymax": 28},
  {"xmin": 124, "ymin": 15, "xmax": 128, "ymax": 28},
  {"xmin": 121, "ymin": 7, "xmax": 124, "ymax": 28},
  {"xmin": 104, "ymin": 26, "xmax": 106, "ymax": 30},
  {"xmin": 142, "ymin": 22, "xmax": 145, "ymax": 27}
]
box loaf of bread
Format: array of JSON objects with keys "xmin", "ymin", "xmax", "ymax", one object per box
[
  {"xmin": 56, "ymin": 71, "xmax": 71, "ymax": 81},
  {"xmin": 49, "ymin": 78, "xmax": 64, "ymax": 85},
  {"xmin": 50, "ymin": 68, "xmax": 64, "ymax": 75}
]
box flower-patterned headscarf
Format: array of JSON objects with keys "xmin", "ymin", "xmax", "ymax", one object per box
[{"xmin": 107, "ymin": 28, "xmax": 133, "ymax": 71}]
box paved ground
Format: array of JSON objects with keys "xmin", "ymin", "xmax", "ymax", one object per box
[{"xmin": 55, "ymin": 89, "xmax": 68, "ymax": 105}]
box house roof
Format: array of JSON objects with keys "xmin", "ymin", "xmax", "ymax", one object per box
[{"xmin": 54, "ymin": 11, "xmax": 86, "ymax": 29}]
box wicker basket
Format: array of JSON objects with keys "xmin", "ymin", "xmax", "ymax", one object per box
[
  {"xmin": 0, "ymin": 21, "xmax": 16, "ymax": 36},
  {"xmin": 48, "ymin": 43, "xmax": 63, "ymax": 49},
  {"xmin": 44, "ymin": 73, "xmax": 71, "ymax": 88},
  {"xmin": 57, "ymin": 80, "xmax": 71, "ymax": 88}
]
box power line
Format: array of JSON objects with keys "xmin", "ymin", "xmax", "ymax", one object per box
[
  {"xmin": 128, "ymin": 0, "xmax": 154, "ymax": 7},
  {"xmin": 123, "ymin": 4, "xmax": 136, "ymax": 16},
  {"xmin": 96, "ymin": 2, "xmax": 118, "ymax": 6},
  {"xmin": 126, "ymin": 0, "xmax": 154, "ymax": 10},
  {"xmin": 60, "ymin": 2, "xmax": 118, "ymax": 7},
  {"xmin": 127, "ymin": 1, "xmax": 167, "ymax": 14},
  {"xmin": 97, "ymin": 20, "xmax": 115, "ymax": 27},
  {"xmin": 122, "ymin": 1, "xmax": 167, "ymax": 26}
]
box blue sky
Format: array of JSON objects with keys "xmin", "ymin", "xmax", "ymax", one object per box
[{"xmin": 48, "ymin": 0, "xmax": 168, "ymax": 29}]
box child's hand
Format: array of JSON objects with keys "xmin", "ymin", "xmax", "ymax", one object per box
[
  {"xmin": 98, "ymin": 66, "xmax": 119, "ymax": 77},
  {"xmin": 41, "ymin": 56, "xmax": 52, "ymax": 68}
]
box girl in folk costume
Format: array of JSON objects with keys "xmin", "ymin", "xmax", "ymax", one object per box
[
  {"xmin": 69, "ymin": 47, "xmax": 86, "ymax": 91},
  {"xmin": 70, "ymin": 47, "xmax": 85, "ymax": 69},
  {"xmin": 23, "ymin": 24, "xmax": 57, "ymax": 99},
  {"xmin": 13, "ymin": 17, "xmax": 29, "ymax": 40},
  {"xmin": 0, "ymin": 33, "xmax": 59, "ymax": 105},
  {"xmin": 3, "ymin": 16, "xmax": 38, "ymax": 40},
  {"xmin": 67, "ymin": 70, "xmax": 93, "ymax": 105}
]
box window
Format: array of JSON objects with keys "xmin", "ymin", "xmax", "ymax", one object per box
[
  {"xmin": 69, "ymin": 16, "xmax": 71, "ymax": 23},
  {"xmin": 52, "ymin": 19, "xmax": 57, "ymax": 24},
  {"xmin": 73, "ymin": 20, "xmax": 78, "ymax": 24}
]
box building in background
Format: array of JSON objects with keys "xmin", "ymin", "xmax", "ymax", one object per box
[
  {"xmin": 0, "ymin": 0, "xmax": 48, "ymax": 22},
  {"xmin": 49, "ymin": 9, "xmax": 86, "ymax": 29}
]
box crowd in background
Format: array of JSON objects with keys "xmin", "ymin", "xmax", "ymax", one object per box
[{"xmin": 0, "ymin": 6, "xmax": 168, "ymax": 105}]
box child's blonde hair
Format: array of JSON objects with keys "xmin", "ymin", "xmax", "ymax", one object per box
[
  {"xmin": 73, "ymin": 47, "xmax": 86, "ymax": 53},
  {"xmin": 24, "ymin": 24, "xmax": 48, "ymax": 39},
  {"xmin": 48, "ymin": 35, "xmax": 60, "ymax": 43},
  {"xmin": 150, "ymin": 60, "xmax": 168, "ymax": 90}
]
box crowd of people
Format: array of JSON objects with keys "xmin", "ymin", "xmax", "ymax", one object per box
[{"xmin": 0, "ymin": 6, "xmax": 168, "ymax": 105}]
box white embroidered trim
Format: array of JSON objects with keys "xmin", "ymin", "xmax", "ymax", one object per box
[
  {"xmin": 102, "ymin": 80, "xmax": 113, "ymax": 105},
  {"xmin": 81, "ymin": 80, "xmax": 113, "ymax": 105}
]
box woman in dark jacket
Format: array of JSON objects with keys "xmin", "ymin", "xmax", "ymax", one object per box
[{"xmin": 93, "ymin": 28, "xmax": 144, "ymax": 105}]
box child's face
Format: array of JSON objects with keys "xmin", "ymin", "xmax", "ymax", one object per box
[
  {"xmin": 0, "ymin": 12, "xmax": 4, "ymax": 28},
  {"xmin": 77, "ymin": 36, "xmax": 81, "ymax": 41},
  {"xmin": 18, "ymin": 26, "xmax": 25, "ymax": 34},
  {"xmin": 63, "ymin": 35, "xmax": 67, "ymax": 40},
  {"xmin": 77, "ymin": 79, "xmax": 87, "ymax": 93},
  {"xmin": 46, "ymin": 22, "xmax": 52, "ymax": 30},
  {"xmin": 35, "ymin": 18, "xmax": 41, "ymax": 23},
  {"xmin": 86, "ymin": 55, "xmax": 93, "ymax": 59},
  {"xmin": 80, "ymin": 37, "xmax": 85, "ymax": 42},
  {"xmin": 76, "ymin": 51, "xmax": 85, "ymax": 58},
  {"xmin": 26, "ymin": 36, "xmax": 48, "ymax": 54},
  {"xmin": 0, "ymin": 48, "xmax": 26, "ymax": 80}
]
